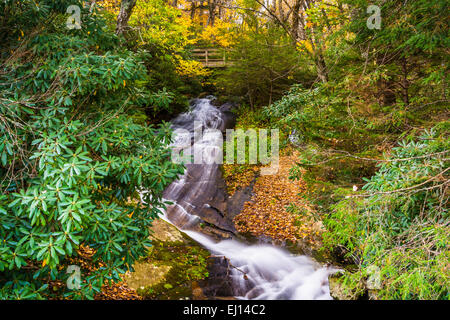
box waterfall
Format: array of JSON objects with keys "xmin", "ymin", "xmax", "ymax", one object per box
[{"xmin": 159, "ymin": 97, "xmax": 335, "ymax": 300}]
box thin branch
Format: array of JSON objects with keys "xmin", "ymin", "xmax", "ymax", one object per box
[
  {"xmin": 298, "ymin": 150, "xmax": 450, "ymax": 166},
  {"xmin": 349, "ymin": 167, "xmax": 450, "ymax": 198}
]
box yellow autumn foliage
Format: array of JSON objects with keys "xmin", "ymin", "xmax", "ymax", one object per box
[
  {"xmin": 176, "ymin": 58, "xmax": 211, "ymax": 78},
  {"xmin": 197, "ymin": 20, "xmax": 235, "ymax": 48},
  {"xmin": 297, "ymin": 39, "xmax": 314, "ymax": 54}
]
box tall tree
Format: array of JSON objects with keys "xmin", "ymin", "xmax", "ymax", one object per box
[
  {"xmin": 207, "ymin": 0, "xmax": 217, "ymax": 26},
  {"xmin": 116, "ymin": 0, "xmax": 138, "ymax": 35},
  {"xmin": 254, "ymin": 0, "xmax": 329, "ymax": 83}
]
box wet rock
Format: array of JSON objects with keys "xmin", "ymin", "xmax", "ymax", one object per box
[
  {"xmin": 368, "ymin": 290, "xmax": 380, "ymax": 300},
  {"xmin": 197, "ymin": 224, "xmax": 234, "ymax": 240},
  {"xmin": 149, "ymin": 219, "xmax": 186, "ymax": 243},
  {"xmin": 328, "ymin": 272, "xmax": 359, "ymax": 300},
  {"xmin": 216, "ymin": 102, "xmax": 237, "ymax": 113},
  {"xmin": 124, "ymin": 262, "xmax": 171, "ymax": 291},
  {"xmin": 192, "ymin": 281, "xmax": 207, "ymax": 300},
  {"xmin": 222, "ymin": 111, "xmax": 236, "ymax": 131},
  {"xmin": 199, "ymin": 256, "xmax": 235, "ymax": 298},
  {"xmin": 197, "ymin": 92, "xmax": 210, "ymax": 99},
  {"xmin": 226, "ymin": 175, "xmax": 257, "ymax": 221},
  {"xmin": 124, "ymin": 220, "xmax": 184, "ymax": 292},
  {"xmin": 125, "ymin": 219, "xmax": 210, "ymax": 300},
  {"xmin": 163, "ymin": 98, "xmax": 241, "ymax": 240},
  {"xmin": 366, "ymin": 265, "xmax": 382, "ymax": 290},
  {"xmin": 163, "ymin": 163, "xmax": 236, "ymax": 240}
]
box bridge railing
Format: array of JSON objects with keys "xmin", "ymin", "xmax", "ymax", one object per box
[{"xmin": 192, "ymin": 48, "xmax": 231, "ymax": 68}]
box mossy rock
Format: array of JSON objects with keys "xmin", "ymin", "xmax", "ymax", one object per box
[
  {"xmin": 124, "ymin": 262, "xmax": 172, "ymax": 292},
  {"xmin": 126, "ymin": 219, "xmax": 210, "ymax": 300},
  {"xmin": 328, "ymin": 272, "xmax": 363, "ymax": 300},
  {"xmin": 148, "ymin": 219, "xmax": 186, "ymax": 243}
]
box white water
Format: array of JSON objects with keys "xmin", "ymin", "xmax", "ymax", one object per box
[
  {"xmin": 185, "ymin": 229, "xmax": 334, "ymax": 300},
  {"xmin": 160, "ymin": 98, "xmax": 335, "ymax": 300}
]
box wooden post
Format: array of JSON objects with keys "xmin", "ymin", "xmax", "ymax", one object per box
[{"xmin": 205, "ymin": 49, "xmax": 208, "ymax": 66}]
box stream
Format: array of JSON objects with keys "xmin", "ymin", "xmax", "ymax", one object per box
[{"xmin": 159, "ymin": 97, "xmax": 335, "ymax": 300}]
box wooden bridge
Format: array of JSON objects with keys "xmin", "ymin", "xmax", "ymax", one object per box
[{"xmin": 192, "ymin": 48, "xmax": 232, "ymax": 68}]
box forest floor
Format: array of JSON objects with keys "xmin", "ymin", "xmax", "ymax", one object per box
[
  {"xmin": 226, "ymin": 147, "xmax": 324, "ymax": 251},
  {"xmin": 96, "ymin": 281, "xmax": 141, "ymax": 300}
]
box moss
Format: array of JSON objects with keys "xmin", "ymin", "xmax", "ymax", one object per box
[
  {"xmin": 136, "ymin": 238, "xmax": 210, "ymax": 300},
  {"xmin": 328, "ymin": 272, "xmax": 366, "ymax": 300}
]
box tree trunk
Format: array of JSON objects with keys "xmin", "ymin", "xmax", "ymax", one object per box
[
  {"xmin": 208, "ymin": 0, "xmax": 217, "ymax": 26},
  {"xmin": 291, "ymin": 0, "xmax": 302, "ymax": 42},
  {"xmin": 277, "ymin": 0, "xmax": 285, "ymax": 22},
  {"xmin": 401, "ymin": 57, "xmax": 410, "ymax": 105},
  {"xmin": 297, "ymin": 11, "xmax": 307, "ymax": 41},
  {"xmin": 190, "ymin": 1, "xmax": 196, "ymax": 20},
  {"xmin": 115, "ymin": 0, "xmax": 137, "ymax": 35},
  {"xmin": 305, "ymin": 0, "xmax": 328, "ymax": 83},
  {"xmin": 316, "ymin": 53, "xmax": 329, "ymax": 83},
  {"xmin": 218, "ymin": 0, "xmax": 224, "ymax": 19},
  {"xmin": 376, "ymin": 54, "xmax": 397, "ymax": 106}
]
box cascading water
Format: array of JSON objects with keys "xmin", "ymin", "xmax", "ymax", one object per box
[{"xmin": 160, "ymin": 97, "xmax": 335, "ymax": 300}]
